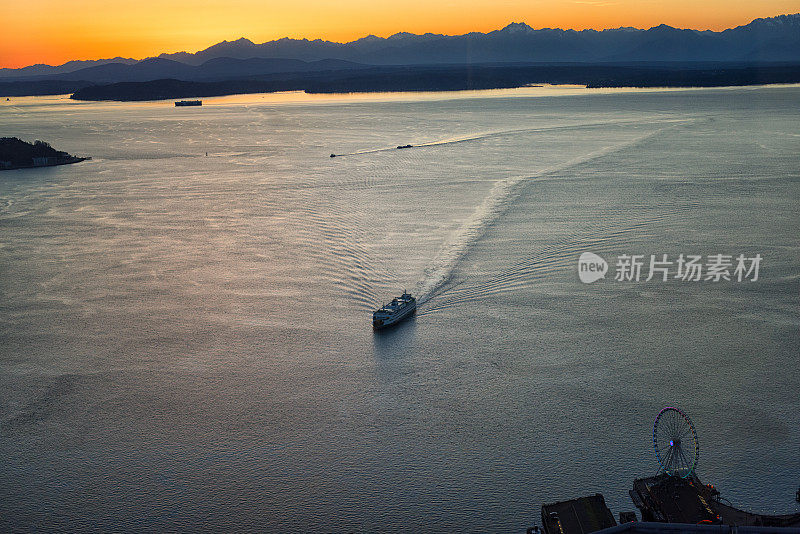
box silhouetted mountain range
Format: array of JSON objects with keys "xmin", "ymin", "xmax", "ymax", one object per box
[
  {"xmin": 153, "ymin": 14, "xmax": 800, "ymax": 65},
  {"xmin": 2, "ymin": 14, "xmax": 798, "ymax": 84},
  {"xmin": 1, "ymin": 15, "xmax": 799, "ymax": 99}
]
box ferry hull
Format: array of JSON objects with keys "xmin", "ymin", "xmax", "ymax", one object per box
[{"xmin": 372, "ymin": 304, "xmax": 416, "ymax": 330}]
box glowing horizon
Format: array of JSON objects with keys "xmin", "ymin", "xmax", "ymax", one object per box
[{"xmin": 2, "ymin": 0, "xmax": 799, "ymax": 69}]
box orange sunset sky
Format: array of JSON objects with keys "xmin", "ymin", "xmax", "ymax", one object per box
[{"xmin": 2, "ymin": 0, "xmax": 799, "ymax": 68}]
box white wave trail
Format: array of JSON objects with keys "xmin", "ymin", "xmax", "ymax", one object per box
[
  {"xmin": 415, "ymin": 126, "xmax": 675, "ymax": 304},
  {"xmin": 331, "ymin": 118, "xmax": 689, "ymax": 158}
]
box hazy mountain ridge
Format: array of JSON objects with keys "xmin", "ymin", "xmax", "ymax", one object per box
[
  {"xmin": 0, "ymin": 57, "xmax": 138, "ymax": 79},
  {"xmin": 1, "ymin": 14, "xmax": 798, "ymax": 85},
  {"xmin": 2, "ymin": 57, "xmax": 368, "ymax": 84}
]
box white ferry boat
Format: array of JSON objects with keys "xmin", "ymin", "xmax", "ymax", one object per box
[{"xmin": 373, "ymin": 292, "xmax": 416, "ymax": 330}]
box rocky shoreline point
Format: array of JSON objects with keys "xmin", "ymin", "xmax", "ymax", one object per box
[{"xmin": 0, "ymin": 137, "xmax": 90, "ymax": 171}]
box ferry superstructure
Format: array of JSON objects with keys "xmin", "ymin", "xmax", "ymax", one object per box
[{"xmin": 372, "ymin": 292, "xmax": 416, "ymax": 329}]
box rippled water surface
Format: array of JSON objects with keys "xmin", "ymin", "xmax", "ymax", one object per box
[{"xmin": 1, "ymin": 86, "xmax": 799, "ymax": 532}]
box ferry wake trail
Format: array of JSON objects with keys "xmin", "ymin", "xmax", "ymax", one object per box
[
  {"xmin": 327, "ymin": 118, "xmax": 689, "ymax": 158},
  {"xmin": 414, "ymin": 123, "xmax": 683, "ymax": 305}
]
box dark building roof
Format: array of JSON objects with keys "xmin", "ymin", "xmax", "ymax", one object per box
[
  {"xmin": 542, "ymin": 493, "xmax": 617, "ymax": 534},
  {"xmin": 631, "ymin": 474, "xmax": 718, "ymax": 524}
]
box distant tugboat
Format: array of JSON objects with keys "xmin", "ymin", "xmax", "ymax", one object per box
[
  {"xmin": 175, "ymin": 100, "xmax": 202, "ymax": 107},
  {"xmin": 373, "ymin": 292, "xmax": 416, "ymax": 330}
]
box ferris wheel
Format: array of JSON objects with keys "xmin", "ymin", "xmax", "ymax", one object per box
[{"xmin": 653, "ymin": 406, "xmax": 699, "ymax": 478}]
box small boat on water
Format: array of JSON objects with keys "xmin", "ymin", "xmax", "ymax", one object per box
[
  {"xmin": 373, "ymin": 292, "xmax": 416, "ymax": 330},
  {"xmin": 396, "ymin": 144, "xmax": 413, "ymax": 149},
  {"xmin": 175, "ymin": 100, "xmax": 202, "ymax": 107}
]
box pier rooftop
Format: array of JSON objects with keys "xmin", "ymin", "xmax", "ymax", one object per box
[
  {"xmin": 541, "ymin": 493, "xmax": 617, "ymax": 534},
  {"xmin": 630, "ymin": 474, "xmax": 800, "ymax": 528}
]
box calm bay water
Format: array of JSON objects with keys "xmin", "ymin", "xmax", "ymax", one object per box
[{"xmin": 1, "ymin": 86, "xmax": 799, "ymax": 532}]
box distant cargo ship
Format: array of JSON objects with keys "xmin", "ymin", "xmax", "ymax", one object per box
[
  {"xmin": 175, "ymin": 100, "xmax": 202, "ymax": 107},
  {"xmin": 373, "ymin": 292, "xmax": 416, "ymax": 330}
]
